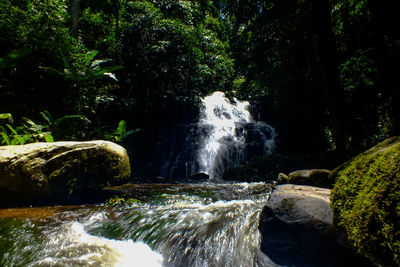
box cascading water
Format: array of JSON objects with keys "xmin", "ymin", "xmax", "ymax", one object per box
[
  {"xmin": 161, "ymin": 91, "xmax": 276, "ymax": 179},
  {"xmin": 0, "ymin": 182, "xmax": 279, "ymax": 267},
  {"xmin": 0, "ymin": 92, "xmax": 280, "ymax": 266},
  {"xmin": 197, "ymin": 91, "xmax": 275, "ymax": 179}
]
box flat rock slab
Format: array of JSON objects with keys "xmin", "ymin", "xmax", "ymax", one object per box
[
  {"xmin": 267, "ymin": 184, "xmax": 332, "ymax": 224},
  {"xmin": 0, "ymin": 141, "xmax": 130, "ymax": 206}
]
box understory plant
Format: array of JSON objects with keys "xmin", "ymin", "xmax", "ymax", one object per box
[{"xmin": 0, "ymin": 112, "xmax": 87, "ymax": 146}]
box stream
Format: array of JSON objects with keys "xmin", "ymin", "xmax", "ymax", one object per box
[
  {"xmin": 0, "ymin": 182, "xmax": 279, "ymax": 267},
  {"xmin": 0, "ymin": 92, "xmax": 279, "ymax": 266}
]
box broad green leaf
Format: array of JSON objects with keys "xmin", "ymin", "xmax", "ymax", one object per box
[
  {"xmin": 85, "ymin": 50, "xmax": 99, "ymax": 65},
  {"xmin": 0, "ymin": 113, "xmax": 13, "ymax": 124},
  {"xmin": 45, "ymin": 133, "xmax": 54, "ymax": 143},
  {"xmin": 0, "ymin": 132, "xmax": 10, "ymax": 145},
  {"xmin": 117, "ymin": 120, "xmax": 127, "ymax": 136}
]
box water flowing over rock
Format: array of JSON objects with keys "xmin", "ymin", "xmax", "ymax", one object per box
[
  {"xmin": 0, "ymin": 182, "xmax": 277, "ymax": 267},
  {"xmin": 161, "ymin": 91, "xmax": 276, "ymax": 179}
]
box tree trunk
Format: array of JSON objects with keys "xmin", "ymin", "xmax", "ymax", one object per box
[
  {"xmin": 72, "ymin": 0, "xmax": 81, "ymax": 37},
  {"xmin": 309, "ymin": 0, "xmax": 348, "ymax": 153},
  {"xmin": 368, "ymin": 0, "xmax": 400, "ymax": 135}
]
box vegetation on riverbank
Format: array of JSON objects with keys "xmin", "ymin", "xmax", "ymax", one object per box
[
  {"xmin": 330, "ymin": 137, "xmax": 400, "ymax": 266},
  {"xmin": 1, "ymin": 0, "xmax": 399, "ymax": 165},
  {"xmin": 1, "ymin": 2, "xmax": 399, "ymax": 264}
]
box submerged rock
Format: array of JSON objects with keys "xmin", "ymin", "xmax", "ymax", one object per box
[
  {"xmin": 330, "ymin": 136, "xmax": 400, "ymax": 266},
  {"xmin": 0, "ymin": 141, "xmax": 130, "ymax": 206},
  {"xmin": 259, "ymin": 184, "xmax": 371, "ymax": 267},
  {"xmin": 277, "ymin": 169, "xmax": 332, "ymax": 188}
]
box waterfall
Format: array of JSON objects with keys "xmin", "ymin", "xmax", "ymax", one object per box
[
  {"xmin": 197, "ymin": 91, "xmax": 276, "ymax": 179},
  {"xmin": 160, "ymin": 91, "xmax": 276, "ymax": 179}
]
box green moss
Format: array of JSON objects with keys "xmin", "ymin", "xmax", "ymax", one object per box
[{"xmin": 330, "ymin": 137, "xmax": 400, "ymax": 266}]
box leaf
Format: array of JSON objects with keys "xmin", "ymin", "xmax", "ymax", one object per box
[
  {"xmin": 125, "ymin": 128, "xmax": 141, "ymax": 137},
  {"xmin": 0, "ymin": 113, "xmax": 13, "ymax": 124},
  {"xmin": 22, "ymin": 117, "xmax": 45, "ymax": 132},
  {"xmin": 14, "ymin": 135, "xmax": 25, "ymax": 145},
  {"xmin": 22, "ymin": 117, "xmax": 37, "ymax": 127},
  {"xmin": 6, "ymin": 124, "xmax": 18, "ymax": 136},
  {"xmin": 26, "ymin": 0, "xmax": 32, "ymax": 10},
  {"xmin": 91, "ymin": 59, "xmax": 111, "ymax": 68},
  {"xmin": 40, "ymin": 110, "xmax": 53, "ymax": 125},
  {"xmin": 85, "ymin": 50, "xmax": 99, "ymax": 65},
  {"xmin": 38, "ymin": 66, "xmax": 65, "ymax": 76},
  {"xmin": 53, "ymin": 115, "xmax": 87, "ymax": 126},
  {"xmin": 0, "ymin": 131, "xmax": 11, "ymax": 145},
  {"xmin": 92, "ymin": 65, "xmax": 124, "ymax": 77},
  {"xmin": 117, "ymin": 120, "xmax": 127, "ymax": 136},
  {"xmin": 45, "ymin": 133, "xmax": 54, "ymax": 143}
]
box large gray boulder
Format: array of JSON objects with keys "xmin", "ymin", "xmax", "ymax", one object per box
[
  {"xmin": 259, "ymin": 184, "xmax": 371, "ymax": 267},
  {"xmin": 0, "ymin": 141, "xmax": 130, "ymax": 206}
]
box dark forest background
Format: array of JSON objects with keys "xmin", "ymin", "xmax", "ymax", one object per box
[{"xmin": 1, "ymin": 0, "xmax": 399, "ymax": 177}]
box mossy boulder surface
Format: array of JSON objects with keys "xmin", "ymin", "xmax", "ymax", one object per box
[
  {"xmin": 330, "ymin": 136, "xmax": 400, "ymax": 266},
  {"xmin": 0, "ymin": 141, "xmax": 130, "ymax": 206}
]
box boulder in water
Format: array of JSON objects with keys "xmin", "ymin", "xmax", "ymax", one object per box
[
  {"xmin": 277, "ymin": 169, "xmax": 332, "ymax": 188},
  {"xmin": 259, "ymin": 184, "xmax": 372, "ymax": 267},
  {"xmin": 0, "ymin": 141, "xmax": 130, "ymax": 206}
]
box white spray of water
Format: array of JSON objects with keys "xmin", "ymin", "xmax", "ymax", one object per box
[
  {"xmin": 197, "ymin": 91, "xmax": 275, "ymax": 179},
  {"xmin": 29, "ymin": 219, "xmax": 163, "ymax": 267}
]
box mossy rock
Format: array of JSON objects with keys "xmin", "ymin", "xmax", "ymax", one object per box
[
  {"xmin": 0, "ymin": 141, "xmax": 131, "ymax": 206},
  {"xmin": 330, "ymin": 136, "xmax": 400, "ymax": 266}
]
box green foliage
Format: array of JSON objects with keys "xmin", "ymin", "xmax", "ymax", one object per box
[
  {"xmin": 330, "ymin": 137, "xmax": 400, "ymax": 266},
  {"xmin": 105, "ymin": 196, "xmax": 141, "ymax": 207},
  {"xmin": 0, "ymin": 111, "xmax": 89, "ymax": 146},
  {"xmin": 0, "ymin": 48, "xmax": 32, "ymax": 73},
  {"xmin": 0, "ymin": 113, "xmax": 13, "ymax": 124},
  {"xmin": 117, "ymin": 0, "xmax": 233, "ymax": 112},
  {"xmin": 114, "ymin": 120, "xmax": 140, "ymax": 142},
  {"xmin": 0, "ymin": 124, "xmax": 34, "ymax": 145}
]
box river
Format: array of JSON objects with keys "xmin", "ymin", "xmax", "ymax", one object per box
[{"xmin": 0, "ymin": 182, "xmax": 279, "ymax": 266}]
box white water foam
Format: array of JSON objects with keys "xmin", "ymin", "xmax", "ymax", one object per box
[
  {"xmin": 30, "ymin": 221, "xmax": 163, "ymax": 267},
  {"xmin": 197, "ymin": 91, "xmax": 275, "ymax": 178}
]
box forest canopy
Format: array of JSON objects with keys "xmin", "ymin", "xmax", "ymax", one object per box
[{"xmin": 1, "ymin": 0, "xmax": 399, "ymax": 162}]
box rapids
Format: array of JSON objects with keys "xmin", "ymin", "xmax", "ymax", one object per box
[{"xmin": 0, "ymin": 182, "xmax": 278, "ymax": 267}]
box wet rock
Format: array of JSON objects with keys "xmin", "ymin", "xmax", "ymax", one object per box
[
  {"xmin": 277, "ymin": 169, "xmax": 332, "ymax": 188},
  {"xmin": 259, "ymin": 184, "xmax": 372, "ymax": 267},
  {"xmin": 188, "ymin": 172, "xmax": 209, "ymax": 180},
  {"xmin": 0, "ymin": 141, "xmax": 130, "ymax": 206}
]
